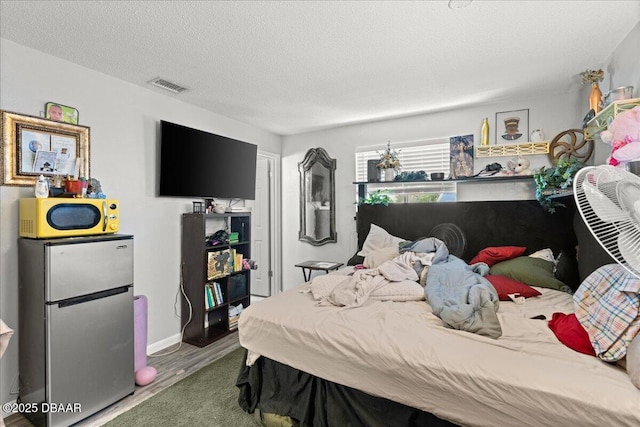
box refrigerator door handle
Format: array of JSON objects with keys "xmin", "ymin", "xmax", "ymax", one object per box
[{"xmin": 55, "ymin": 286, "xmax": 130, "ymax": 308}]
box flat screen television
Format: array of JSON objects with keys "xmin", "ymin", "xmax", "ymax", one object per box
[{"xmin": 159, "ymin": 120, "xmax": 257, "ymax": 200}]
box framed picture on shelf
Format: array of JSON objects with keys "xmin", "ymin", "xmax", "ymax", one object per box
[
  {"xmin": 44, "ymin": 102, "xmax": 79, "ymax": 124},
  {"xmin": 495, "ymin": 109, "xmax": 529, "ymax": 144},
  {"xmin": 449, "ymin": 134, "xmax": 474, "ymax": 178},
  {"xmin": 0, "ymin": 110, "xmax": 90, "ymax": 186},
  {"xmin": 207, "ymin": 249, "xmax": 231, "ymax": 280}
]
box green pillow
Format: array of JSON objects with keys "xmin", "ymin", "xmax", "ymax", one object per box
[{"xmin": 489, "ymin": 256, "xmax": 567, "ymax": 291}]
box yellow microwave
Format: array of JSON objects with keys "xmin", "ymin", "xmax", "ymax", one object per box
[{"xmin": 19, "ymin": 198, "xmax": 120, "ymax": 238}]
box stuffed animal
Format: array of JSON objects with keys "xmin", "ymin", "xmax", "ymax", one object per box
[
  {"xmin": 506, "ymin": 155, "xmax": 531, "ymax": 175},
  {"xmin": 600, "ymin": 106, "xmax": 640, "ymax": 168},
  {"xmin": 86, "ymin": 178, "xmax": 107, "ymax": 199}
]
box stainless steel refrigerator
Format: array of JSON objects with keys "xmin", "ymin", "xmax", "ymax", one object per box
[{"xmin": 18, "ymin": 234, "xmax": 135, "ymax": 427}]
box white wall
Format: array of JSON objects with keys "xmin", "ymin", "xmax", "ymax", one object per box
[
  {"xmin": 0, "ymin": 39, "xmax": 282, "ymax": 410},
  {"xmin": 279, "ymin": 22, "xmax": 640, "ymax": 291},
  {"xmin": 279, "ymin": 93, "xmax": 581, "ymax": 289}
]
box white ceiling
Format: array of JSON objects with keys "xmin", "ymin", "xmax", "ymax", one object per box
[{"xmin": 1, "ymin": 1, "xmax": 638, "ymax": 135}]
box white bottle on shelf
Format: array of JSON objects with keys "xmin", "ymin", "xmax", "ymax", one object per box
[{"xmin": 34, "ymin": 175, "xmax": 49, "ymax": 198}]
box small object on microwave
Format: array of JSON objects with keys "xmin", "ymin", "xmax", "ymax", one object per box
[
  {"xmin": 87, "ymin": 178, "xmax": 107, "ymax": 199},
  {"xmin": 87, "ymin": 178, "xmax": 102, "ymax": 195}
]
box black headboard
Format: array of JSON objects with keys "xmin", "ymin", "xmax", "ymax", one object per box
[
  {"xmin": 355, "ymin": 199, "xmax": 578, "ymax": 263},
  {"xmin": 355, "ymin": 198, "xmax": 616, "ymax": 288}
]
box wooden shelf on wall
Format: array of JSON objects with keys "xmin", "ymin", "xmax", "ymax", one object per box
[
  {"xmin": 353, "ymin": 175, "xmax": 534, "ymax": 200},
  {"xmin": 583, "ymin": 97, "xmax": 640, "ymax": 139},
  {"xmin": 353, "ymin": 175, "xmax": 533, "ymax": 186},
  {"xmin": 475, "ymin": 141, "xmax": 549, "ymax": 158}
]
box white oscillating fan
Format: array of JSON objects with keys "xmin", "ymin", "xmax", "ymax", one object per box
[{"xmin": 573, "ymin": 165, "xmax": 640, "ymax": 279}]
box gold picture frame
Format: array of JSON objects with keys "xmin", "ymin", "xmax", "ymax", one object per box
[{"xmin": 1, "ymin": 110, "xmax": 90, "ymax": 186}]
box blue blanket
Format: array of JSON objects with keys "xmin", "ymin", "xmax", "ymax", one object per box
[
  {"xmin": 425, "ymin": 256, "xmax": 502, "ymax": 338},
  {"xmin": 406, "ymin": 237, "xmax": 502, "ymax": 338}
]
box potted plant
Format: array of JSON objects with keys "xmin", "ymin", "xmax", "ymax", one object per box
[
  {"xmin": 359, "ymin": 189, "xmax": 392, "ymax": 206},
  {"xmin": 533, "ymin": 158, "xmax": 585, "ymax": 213},
  {"xmin": 377, "ymin": 141, "xmax": 401, "ymax": 181}
]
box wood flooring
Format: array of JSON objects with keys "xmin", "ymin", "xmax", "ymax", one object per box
[{"xmin": 4, "ymin": 333, "xmax": 241, "ymax": 427}]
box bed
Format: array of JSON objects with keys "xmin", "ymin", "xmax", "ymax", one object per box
[{"xmin": 236, "ymin": 199, "xmax": 640, "ymax": 427}]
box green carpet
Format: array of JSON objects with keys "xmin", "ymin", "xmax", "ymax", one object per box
[{"xmin": 105, "ymin": 348, "xmax": 257, "ymax": 427}]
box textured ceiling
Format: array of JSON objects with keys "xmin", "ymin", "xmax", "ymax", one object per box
[{"xmin": 1, "ymin": 1, "xmax": 638, "ymax": 135}]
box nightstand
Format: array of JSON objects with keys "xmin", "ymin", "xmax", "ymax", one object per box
[{"xmin": 295, "ymin": 260, "xmax": 344, "ymax": 282}]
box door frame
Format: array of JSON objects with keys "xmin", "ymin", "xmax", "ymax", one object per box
[{"xmin": 257, "ymin": 150, "xmax": 282, "ymax": 296}]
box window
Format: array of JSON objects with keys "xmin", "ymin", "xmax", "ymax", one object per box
[{"xmin": 355, "ymin": 139, "xmax": 456, "ymax": 203}]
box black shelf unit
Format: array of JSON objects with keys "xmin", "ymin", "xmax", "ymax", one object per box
[{"xmin": 181, "ymin": 212, "xmax": 251, "ymax": 347}]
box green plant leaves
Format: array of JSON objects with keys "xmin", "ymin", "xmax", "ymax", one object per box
[
  {"xmin": 360, "ymin": 189, "xmax": 391, "ymax": 206},
  {"xmin": 533, "ymin": 159, "xmax": 584, "ymax": 213}
]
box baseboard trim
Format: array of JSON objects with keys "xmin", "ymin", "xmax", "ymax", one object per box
[{"xmin": 147, "ymin": 333, "xmax": 182, "ymax": 355}]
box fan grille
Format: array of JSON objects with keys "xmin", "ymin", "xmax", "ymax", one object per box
[
  {"xmin": 574, "ymin": 165, "xmax": 640, "ymax": 279},
  {"xmin": 429, "ymin": 223, "xmax": 466, "ymax": 258}
]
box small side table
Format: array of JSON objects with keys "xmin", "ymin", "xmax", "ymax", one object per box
[{"xmin": 295, "ymin": 260, "xmax": 344, "ymax": 282}]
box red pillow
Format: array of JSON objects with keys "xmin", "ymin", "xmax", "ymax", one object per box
[
  {"xmin": 470, "ymin": 246, "xmax": 526, "ymax": 267},
  {"xmin": 485, "ymin": 274, "xmax": 541, "ymax": 300},
  {"xmin": 548, "ymin": 313, "xmax": 595, "ymax": 356}
]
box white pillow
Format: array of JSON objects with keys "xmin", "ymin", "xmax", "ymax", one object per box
[
  {"xmin": 528, "ymin": 248, "xmax": 555, "ymax": 264},
  {"xmin": 357, "ymin": 224, "xmax": 405, "ymax": 257},
  {"xmin": 364, "ymin": 246, "xmax": 400, "ymax": 269}
]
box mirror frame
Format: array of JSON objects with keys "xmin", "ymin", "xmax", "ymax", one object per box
[{"xmin": 298, "ymin": 147, "xmax": 337, "ymax": 246}]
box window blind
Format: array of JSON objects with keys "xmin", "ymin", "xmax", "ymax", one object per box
[{"xmin": 355, "ymin": 139, "xmax": 456, "ymax": 202}]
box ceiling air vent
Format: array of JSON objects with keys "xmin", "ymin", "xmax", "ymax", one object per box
[{"xmin": 148, "ymin": 78, "xmax": 188, "ymax": 94}]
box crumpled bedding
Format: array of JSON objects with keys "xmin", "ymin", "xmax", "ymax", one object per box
[
  {"xmin": 310, "ymin": 237, "xmax": 502, "ymax": 338},
  {"xmin": 309, "ymin": 251, "xmax": 434, "ymax": 307}
]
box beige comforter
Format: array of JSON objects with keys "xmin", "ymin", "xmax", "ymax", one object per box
[{"xmin": 239, "ymin": 281, "xmax": 640, "ymax": 427}]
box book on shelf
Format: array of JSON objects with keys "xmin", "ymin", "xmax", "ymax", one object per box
[
  {"xmin": 228, "ymin": 303, "xmax": 243, "ymax": 330},
  {"xmin": 229, "ymin": 317, "xmax": 239, "ymax": 331},
  {"xmin": 214, "ymin": 282, "xmax": 224, "ymax": 304},
  {"xmin": 212, "ymin": 283, "xmax": 220, "ymax": 306},
  {"xmin": 229, "ymin": 249, "xmax": 244, "ymax": 272},
  {"xmin": 205, "ymin": 284, "xmax": 214, "ymax": 309},
  {"xmin": 211, "ymin": 284, "xmax": 218, "ymax": 306},
  {"xmin": 207, "ymin": 249, "xmax": 231, "ymax": 280},
  {"xmin": 235, "ymin": 252, "xmax": 243, "ymax": 272}
]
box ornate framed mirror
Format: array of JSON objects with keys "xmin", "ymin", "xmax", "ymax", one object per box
[{"xmin": 298, "ymin": 147, "xmax": 337, "ymax": 245}]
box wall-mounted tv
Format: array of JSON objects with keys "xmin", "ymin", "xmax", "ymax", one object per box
[{"xmin": 159, "ymin": 120, "xmax": 257, "ymax": 200}]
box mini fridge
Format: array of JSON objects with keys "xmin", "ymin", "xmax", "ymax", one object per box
[{"xmin": 18, "ymin": 234, "xmax": 135, "ymax": 427}]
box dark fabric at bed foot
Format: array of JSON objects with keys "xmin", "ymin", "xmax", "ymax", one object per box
[{"xmin": 236, "ymin": 350, "xmax": 459, "ymax": 427}]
